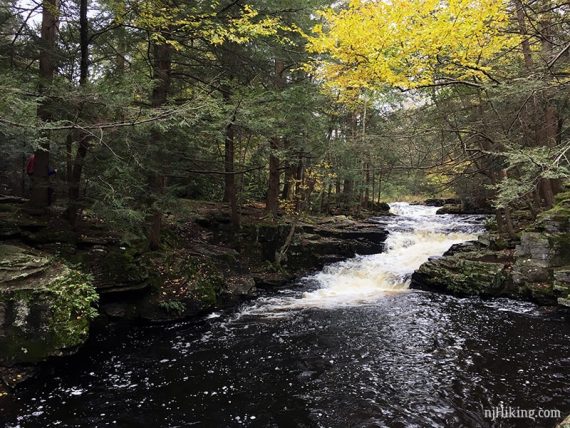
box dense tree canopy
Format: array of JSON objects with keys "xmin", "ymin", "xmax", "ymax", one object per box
[{"xmin": 0, "ymin": 0, "xmax": 568, "ymax": 244}]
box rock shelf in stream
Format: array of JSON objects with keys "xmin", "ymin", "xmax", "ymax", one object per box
[{"xmin": 412, "ymin": 189, "xmax": 570, "ymax": 307}]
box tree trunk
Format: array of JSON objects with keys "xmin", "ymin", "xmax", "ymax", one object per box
[
  {"xmin": 371, "ymin": 170, "xmax": 376, "ymax": 205},
  {"xmin": 540, "ymin": 178, "xmax": 555, "ymax": 209},
  {"xmin": 534, "ymin": 102, "xmax": 557, "ymax": 208},
  {"xmin": 281, "ymin": 164, "xmax": 295, "ymax": 200},
  {"xmin": 66, "ymin": 0, "xmax": 90, "ymax": 225},
  {"xmin": 67, "ymin": 135, "xmax": 88, "ymax": 225},
  {"xmin": 149, "ymin": 174, "xmax": 166, "ymax": 250},
  {"xmin": 274, "ymin": 218, "xmax": 298, "ymax": 268},
  {"xmin": 78, "ymin": 0, "xmax": 88, "ymax": 85},
  {"xmin": 266, "ymin": 59, "xmax": 285, "ymax": 217},
  {"xmin": 514, "ymin": 0, "xmax": 550, "ymax": 209},
  {"xmin": 65, "ymin": 133, "xmax": 73, "ymax": 182},
  {"xmin": 222, "ymin": 93, "xmax": 235, "ymax": 203},
  {"xmin": 499, "ymin": 169, "xmax": 516, "ymax": 238},
  {"xmin": 267, "ymin": 139, "xmax": 280, "ymax": 217},
  {"xmin": 294, "ymin": 152, "xmax": 305, "ymax": 197},
  {"xmin": 148, "ymin": 42, "xmax": 172, "ymax": 250},
  {"xmin": 224, "ymin": 109, "xmax": 240, "ymax": 228},
  {"xmin": 116, "ymin": 25, "xmax": 127, "ymax": 74},
  {"xmin": 343, "ymin": 179, "xmax": 353, "ymax": 208},
  {"xmin": 324, "ymin": 183, "xmax": 332, "ymax": 213},
  {"xmin": 545, "ymin": 103, "xmax": 561, "ymax": 199},
  {"xmin": 538, "ymin": 10, "xmax": 558, "ymax": 208},
  {"xmin": 514, "ymin": 0, "xmax": 533, "ymax": 69},
  {"xmin": 364, "ymin": 163, "xmax": 370, "ymax": 209},
  {"xmin": 30, "ymin": 0, "xmax": 59, "ymax": 210}
]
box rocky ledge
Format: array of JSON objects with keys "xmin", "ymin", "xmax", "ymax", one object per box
[
  {"xmin": 100, "ymin": 214, "xmax": 390, "ymax": 322},
  {"xmin": 257, "ymin": 216, "xmax": 388, "ymax": 272},
  {"xmin": 0, "ymin": 199, "xmax": 390, "ymax": 319},
  {"xmin": 0, "ymin": 244, "xmax": 98, "ymax": 391},
  {"xmin": 412, "ymin": 190, "xmax": 570, "ymax": 307}
]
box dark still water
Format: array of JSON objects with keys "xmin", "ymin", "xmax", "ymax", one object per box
[
  {"xmin": 1, "ymin": 204, "xmax": 569, "ymax": 427},
  {"xmin": 1, "ymin": 294, "xmax": 569, "ymax": 427}
]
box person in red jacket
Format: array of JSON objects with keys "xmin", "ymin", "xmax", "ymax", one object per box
[
  {"xmin": 25, "ymin": 154, "xmax": 36, "ymax": 176},
  {"xmin": 25, "ymin": 154, "xmax": 56, "ymax": 205}
]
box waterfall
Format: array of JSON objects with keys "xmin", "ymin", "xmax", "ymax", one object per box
[
  {"xmin": 240, "ymin": 203, "xmax": 484, "ymax": 315},
  {"xmin": 302, "ymin": 203, "xmax": 481, "ymax": 307}
]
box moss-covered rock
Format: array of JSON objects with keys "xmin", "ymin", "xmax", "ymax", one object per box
[
  {"xmin": 100, "ymin": 250, "xmax": 225, "ymax": 322},
  {"xmin": 0, "ymin": 244, "xmax": 98, "ymax": 366},
  {"xmin": 411, "ymin": 243, "xmax": 512, "ymax": 297},
  {"xmin": 512, "ymin": 190, "xmax": 570, "ymax": 305},
  {"xmin": 71, "ymin": 244, "xmax": 157, "ymax": 295}
]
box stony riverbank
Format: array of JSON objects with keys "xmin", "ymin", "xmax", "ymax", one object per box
[
  {"xmin": 0, "ymin": 199, "xmax": 391, "ymax": 391},
  {"xmin": 411, "ymin": 188, "xmax": 570, "ymax": 309}
]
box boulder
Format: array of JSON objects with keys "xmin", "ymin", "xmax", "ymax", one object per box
[
  {"xmin": 512, "ymin": 190, "xmax": 570, "ymax": 305},
  {"xmin": 222, "ymin": 275, "xmax": 256, "ymax": 297},
  {"xmin": 253, "ymin": 219, "xmax": 388, "ymax": 271},
  {"xmin": 67, "ymin": 243, "xmax": 159, "ymax": 296},
  {"xmin": 424, "ymin": 198, "xmax": 461, "ymax": 207},
  {"xmin": 288, "ymin": 220, "xmax": 388, "ymax": 271},
  {"xmin": 368, "ymin": 201, "xmax": 391, "ymax": 214},
  {"xmin": 554, "ymin": 268, "xmax": 570, "ymax": 307},
  {"xmin": 0, "ymin": 244, "xmax": 98, "ymax": 367},
  {"xmin": 436, "ymin": 204, "xmax": 464, "ymax": 215},
  {"xmin": 310, "ymin": 222, "xmax": 388, "ymax": 244},
  {"xmin": 411, "ymin": 243, "xmax": 512, "ymax": 297},
  {"xmin": 436, "ymin": 203, "xmax": 493, "ymax": 215}
]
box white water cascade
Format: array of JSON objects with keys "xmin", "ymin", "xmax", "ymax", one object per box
[{"xmin": 239, "ymin": 203, "xmax": 484, "ymax": 316}]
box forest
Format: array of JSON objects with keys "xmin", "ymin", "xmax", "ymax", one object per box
[
  {"xmin": 0, "ymin": 0, "xmax": 570, "ymax": 426},
  {"xmin": 0, "ymin": 0, "xmax": 568, "ymax": 240}
]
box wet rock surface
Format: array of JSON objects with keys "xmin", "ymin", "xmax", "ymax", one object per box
[
  {"xmin": 257, "ymin": 217, "xmax": 389, "ymax": 274},
  {"xmin": 423, "ymin": 198, "xmax": 461, "ymax": 207},
  {"xmin": 436, "ymin": 203, "xmax": 493, "ymax": 215},
  {"xmin": 413, "ymin": 189, "xmax": 570, "ymax": 307}
]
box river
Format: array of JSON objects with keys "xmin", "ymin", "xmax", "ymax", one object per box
[{"xmin": 1, "ymin": 203, "xmax": 569, "ymax": 427}]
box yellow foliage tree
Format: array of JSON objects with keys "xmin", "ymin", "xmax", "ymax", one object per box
[
  {"xmin": 306, "ymin": 0, "xmax": 520, "ymax": 92},
  {"xmin": 135, "ymin": 0, "xmax": 284, "ymax": 49}
]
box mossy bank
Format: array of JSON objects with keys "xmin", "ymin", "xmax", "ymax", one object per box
[{"xmin": 0, "ymin": 244, "xmax": 98, "ymax": 390}]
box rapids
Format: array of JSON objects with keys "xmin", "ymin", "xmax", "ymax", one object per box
[{"xmin": 238, "ymin": 202, "xmax": 484, "ymax": 314}]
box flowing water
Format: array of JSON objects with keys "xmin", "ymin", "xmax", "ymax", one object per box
[{"xmin": 1, "ymin": 203, "xmax": 569, "ymax": 427}]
